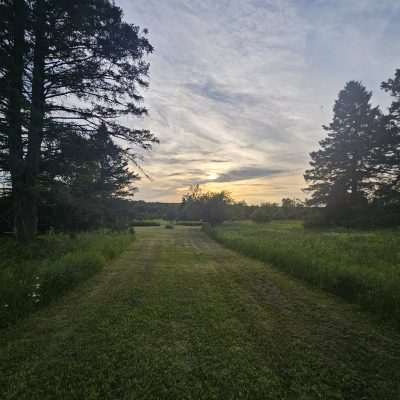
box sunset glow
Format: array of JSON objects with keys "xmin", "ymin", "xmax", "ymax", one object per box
[{"xmin": 118, "ymin": 0, "xmax": 400, "ymax": 203}]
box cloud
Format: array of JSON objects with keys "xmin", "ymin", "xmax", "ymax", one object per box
[
  {"xmin": 186, "ymin": 78, "xmax": 261, "ymax": 106},
  {"xmin": 117, "ymin": 0, "xmax": 400, "ymax": 203},
  {"xmin": 207, "ymin": 167, "xmax": 287, "ymax": 183}
]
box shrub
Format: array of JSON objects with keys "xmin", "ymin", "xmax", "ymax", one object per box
[
  {"xmin": 165, "ymin": 224, "xmax": 174, "ymax": 229},
  {"xmin": 181, "ymin": 186, "xmax": 232, "ymax": 226}
]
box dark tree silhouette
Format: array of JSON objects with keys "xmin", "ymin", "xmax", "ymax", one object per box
[
  {"xmin": 0, "ymin": 0, "xmax": 27, "ymax": 233},
  {"xmin": 378, "ymin": 70, "xmax": 400, "ymax": 205},
  {"xmin": 37, "ymin": 123, "xmax": 139, "ymax": 231},
  {"xmin": 0, "ymin": 0, "xmax": 157, "ymax": 241},
  {"xmin": 304, "ymin": 81, "xmax": 382, "ymax": 210}
]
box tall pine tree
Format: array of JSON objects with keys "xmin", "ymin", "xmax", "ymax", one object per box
[
  {"xmin": 378, "ymin": 70, "xmax": 400, "ymax": 205},
  {"xmin": 0, "ymin": 0, "xmax": 157, "ymax": 241},
  {"xmin": 304, "ymin": 81, "xmax": 382, "ymax": 210}
]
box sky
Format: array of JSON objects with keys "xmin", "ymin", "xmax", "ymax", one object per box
[{"xmin": 118, "ymin": 0, "xmax": 400, "ymax": 204}]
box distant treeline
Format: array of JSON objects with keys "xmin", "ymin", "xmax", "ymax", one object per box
[{"xmin": 0, "ymin": 194, "xmax": 314, "ymax": 233}]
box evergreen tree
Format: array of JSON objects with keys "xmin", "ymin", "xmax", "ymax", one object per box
[
  {"xmin": 39, "ymin": 123, "xmax": 138, "ymax": 231},
  {"xmin": 0, "ymin": 0, "xmax": 28, "ymax": 234},
  {"xmin": 0, "ymin": 0, "xmax": 157, "ymax": 241},
  {"xmin": 90, "ymin": 123, "xmax": 138, "ymax": 200},
  {"xmin": 304, "ymin": 81, "xmax": 382, "ymax": 210},
  {"xmin": 378, "ymin": 70, "xmax": 400, "ymax": 205}
]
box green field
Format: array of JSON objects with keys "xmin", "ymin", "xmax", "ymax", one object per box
[
  {"xmin": 207, "ymin": 221, "xmax": 400, "ymax": 326},
  {"xmin": 1, "ymin": 227, "xmax": 399, "ymax": 399}
]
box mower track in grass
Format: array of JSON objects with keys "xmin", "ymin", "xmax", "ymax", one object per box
[{"xmin": 0, "ymin": 227, "xmax": 399, "ymax": 399}]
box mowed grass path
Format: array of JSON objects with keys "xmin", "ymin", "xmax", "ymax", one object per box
[{"xmin": 1, "ymin": 227, "xmax": 399, "ymax": 399}]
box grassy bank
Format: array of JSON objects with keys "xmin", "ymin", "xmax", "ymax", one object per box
[
  {"xmin": 0, "ymin": 231, "xmax": 134, "ymax": 328},
  {"xmin": 206, "ymin": 221, "xmax": 400, "ymax": 326}
]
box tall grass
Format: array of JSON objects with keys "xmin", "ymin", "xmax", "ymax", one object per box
[
  {"xmin": 0, "ymin": 231, "xmax": 134, "ymax": 328},
  {"xmin": 206, "ymin": 221, "xmax": 400, "ymax": 326}
]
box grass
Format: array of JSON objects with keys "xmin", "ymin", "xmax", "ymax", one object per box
[
  {"xmin": 206, "ymin": 220, "xmax": 400, "ymax": 327},
  {"xmin": 0, "ymin": 231, "xmax": 134, "ymax": 328},
  {"xmin": 0, "ymin": 226, "xmax": 399, "ymax": 399}
]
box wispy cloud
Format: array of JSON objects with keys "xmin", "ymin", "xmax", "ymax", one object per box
[
  {"xmin": 205, "ymin": 167, "xmax": 287, "ymax": 184},
  {"xmin": 118, "ymin": 0, "xmax": 400, "ymax": 203}
]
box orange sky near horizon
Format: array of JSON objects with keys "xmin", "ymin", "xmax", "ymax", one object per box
[{"xmin": 135, "ymin": 172, "xmax": 307, "ymax": 205}]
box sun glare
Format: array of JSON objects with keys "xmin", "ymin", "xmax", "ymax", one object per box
[{"xmin": 207, "ymin": 172, "xmax": 219, "ymax": 181}]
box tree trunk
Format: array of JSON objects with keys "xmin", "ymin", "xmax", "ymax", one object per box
[
  {"xmin": 19, "ymin": 0, "xmax": 48, "ymax": 241},
  {"xmin": 5, "ymin": 0, "xmax": 28, "ymax": 241},
  {"xmin": 14, "ymin": 179, "xmax": 38, "ymax": 242}
]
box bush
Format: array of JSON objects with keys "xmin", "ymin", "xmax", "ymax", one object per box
[
  {"xmin": 165, "ymin": 224, "xmax": 174, "ymax": 229},
  {"xmin": 0, "ymin": 232, "xmax": 134, "ymax": 328},
  {"xmin": 181, "ymin": 186, "xmax": 232, "ymax": 226}
]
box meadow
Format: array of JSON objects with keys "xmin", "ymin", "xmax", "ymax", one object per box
[
  {"xmin": 0, "ymin": 231, "xmax": 134, "ymax": 328},
  {"xmin": 206, "ymin": 221, "xmax": 400, "ymax": 326},
  {"xmin": 1, "ymin": 227, "xmax": 399, "ymax": 399}
]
